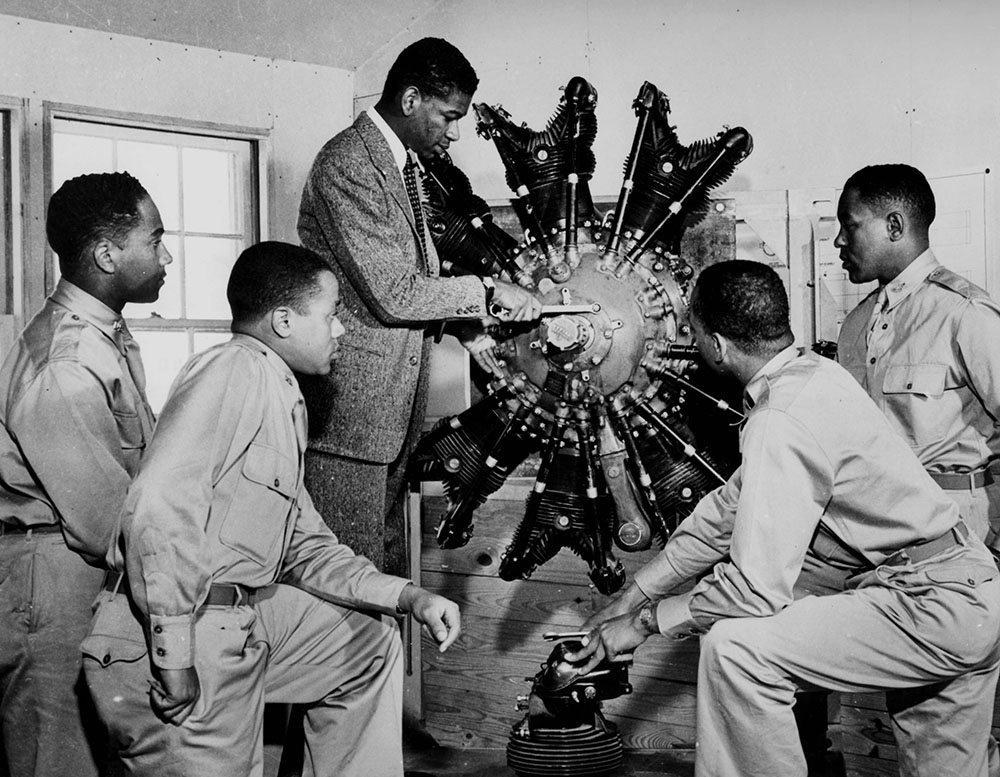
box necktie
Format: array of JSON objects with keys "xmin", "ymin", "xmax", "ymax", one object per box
[
  {"xmin": 403, "ymin": 153, "xmax": 429, "ymax": 270},
  {"xmin": 115, "ymin": 319, "xmax": 148, "ymax": 395},
  {"xmin": 866, "ymin": 287, "xmax": 889, "ymax": 349}
]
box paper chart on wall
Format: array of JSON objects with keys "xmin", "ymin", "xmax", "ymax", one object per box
[{"xmin": 817, "ymin": 172, "xmax": 987, "ymax": 335}]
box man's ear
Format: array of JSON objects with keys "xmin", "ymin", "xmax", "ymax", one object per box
[
  {"xmin": 711, "ymin": 332, "xmax": 727, "ymax": 364},
  {"xmin": 92, "ymin": 238, "xmax": 117, "ymax": 275},
  {"xmin": 886, "ymin": 210, "xmax": 905, "ymax": 241},
  {"xmin": 400, "ymin": 86, "xmax": 422, "ymax": 117},
  {"xmin": 270, "ymin": 307, "xmax": 293, "ymax": 339}
]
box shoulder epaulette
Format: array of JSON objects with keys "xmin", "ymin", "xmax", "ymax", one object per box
[
  {"xmin": 926, "ymin": 266, "xmax": 1000, "ymax": 313},
  {"xmin": 927, "ymin": 266, "xmax": 978, "ymax": 299}
]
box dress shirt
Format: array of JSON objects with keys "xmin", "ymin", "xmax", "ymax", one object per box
[
  {"xmin": 0, "ymin": 279, "xmax": 154, "ymax": 563},
  {"xmin": 367, "ymin": 106, "xmax": 408, "ymax": 175},
  {"xmin": 838, "ymin": 249, "xmax": 1000, "ymax": 474},
  {"xmin": 633, "ymin": 347, "xmax": 960, "ymax": 628},
  {"xmin": 114, "ymin": 335, "xmax": 410, "ymax": 669}
]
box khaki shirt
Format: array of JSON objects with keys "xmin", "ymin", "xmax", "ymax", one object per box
[
  {"xmin": 0, "ymin": 279, "xmax": 154, "ymax": 564},
  {"xmin": 633, "ymin": 347, "xmax": 960, "ymax": 628},
  {"xmin": 837, "ymin": 250, "xmax": 1000, "ymax": 473},
  {"xmin": 115, "ymin": 335, "xmax": 409, "ymax": 670}
]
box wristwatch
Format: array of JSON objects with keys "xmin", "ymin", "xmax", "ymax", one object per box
[{"xmin": 638, "ymin": 603, "xmax": 658, "ymax": 635}]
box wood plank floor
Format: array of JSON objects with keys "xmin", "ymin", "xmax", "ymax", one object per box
[{"xmin": 264, "ymin": 742, "xmax": 695, "ymax": 777}]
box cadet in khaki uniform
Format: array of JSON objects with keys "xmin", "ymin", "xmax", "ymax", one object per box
[
  {"xmin": 0, "ymin": 172, "xmax": 165, "ymax": 777},
  {"xmin": 569, "ymin": 261, "xmax": 1000, "ymax": 777},
  {"xmin": 836, "ymin": 164, "xmax": 1000, "ymax": 545},
  {"xmin": 83, "ymin": 242, "xmax": 461, "ymax": 777}
]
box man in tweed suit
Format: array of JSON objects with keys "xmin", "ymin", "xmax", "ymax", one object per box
[{"xmin": 298, "ymin": 37, "xmax": 541, "ymax": 575}]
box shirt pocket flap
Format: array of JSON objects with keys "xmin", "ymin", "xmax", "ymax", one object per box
[
  {"xmin": 241, "ymin": 443, "xmax": 297, "ymax": 499},
  {"xmin": 112, "ymin": 408, "xmax": 146, "ymax": 450},
  {"xmin": 882, "ymin": 364, "xmax": 946, "ymax": 397}
]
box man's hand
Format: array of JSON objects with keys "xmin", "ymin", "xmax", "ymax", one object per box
[
  {"xmin": 563, "ymin": 608, "xmax": 650, "ymax": 677},
  {"xmin": 398, "ymin": 584, "xmax": 461, "ymax": 652},
  {"xmin": 580, "ymin": 583, "xmax": 649, "ymax": 631},
  {"xmin": 492, "ymin": 279, "xmax": 543, "ymax": 322},
  {"xmin": 149, "ymin": 666, "xmax": 200, "ymax": 725}
]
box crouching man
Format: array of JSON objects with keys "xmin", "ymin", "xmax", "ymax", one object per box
[
  {"xmin": 568, "ymin": 260, "xmax": 1000, "ymax": 777},
  {"xmin": 83, "ymin": 241, "xmax": 460, "ymax": 777}
]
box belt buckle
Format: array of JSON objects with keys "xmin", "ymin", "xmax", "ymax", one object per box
[{"xmin": 103, "ymin": 570, "xmax": 126, "ymax": 595}]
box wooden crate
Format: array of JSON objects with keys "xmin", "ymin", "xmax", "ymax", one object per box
[
  {"xmin": 419, "ymin": 488, "xmax": 700, "ymax": 751},
  {"xmin": 418, "ymin": 486, "xmax": 1000, "ymax": 772},
  {"xmin": 838, "ymin": 689, "xmax": 1000, "ymax": 777}
]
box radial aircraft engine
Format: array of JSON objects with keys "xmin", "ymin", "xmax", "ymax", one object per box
[{"xmin": 414, "ymin": 77, "xmax": 752, "ymax": 595}]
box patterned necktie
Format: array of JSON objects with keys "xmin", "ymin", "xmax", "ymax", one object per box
[{"xmin": 403, "ymin": 153, "xmax": 429, "ymax": 269}]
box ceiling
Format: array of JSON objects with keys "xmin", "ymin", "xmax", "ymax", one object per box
[{"xmin": 0, "ymin": 0, "xmax": 443, "ymax": 70}]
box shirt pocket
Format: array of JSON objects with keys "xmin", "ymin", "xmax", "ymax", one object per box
[
  {"xmin": 113, "ymin": 408, "xmax": 146, "ymax": 474},
  {"xmin": 881, "ymin": 363, "xmax": 948, "ymax": 445},
  {"xmin": 217, "ymin": 442, "xmax": 297, "ymax": 566}
]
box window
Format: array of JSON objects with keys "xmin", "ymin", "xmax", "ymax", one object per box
[
  {"xmin": 50, "ymin": 116, "xmax": 260, "ymax": 410},
  {"xmin": 0, "ymin": 108, "xmax": 11, "ymax": 315}
]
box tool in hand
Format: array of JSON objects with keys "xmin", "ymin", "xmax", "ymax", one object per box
[
  {"xmin": 491, "ymin": 302, "xmax": 601, "ymax": 319},
  {"xmin": 542, "ymin": 631, "xmax": 592, "ymax": 641}
]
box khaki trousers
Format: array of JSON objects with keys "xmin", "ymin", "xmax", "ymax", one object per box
[
  {"xmin": 83, "ymin": 583, "xmax": 403, "ymax": 777},
  {"xmin": 696, "ymin": 540, "xmax": 1000, "ymax": 777},
  {"xmin": 0, "ymin": 531, "xmax": 104, "ymax": 777},
  {"xmin": 945, "ymin": 484, "xmax": 992, "ymax": 542}
]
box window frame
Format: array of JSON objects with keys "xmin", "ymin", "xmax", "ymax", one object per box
[
  {"xmin": 0, "ymin": 96, "xmax": 27, "ymax": 322},
  {"xmin": 41, "ymin": 102, "xmax": 270, "ymax": 320}
]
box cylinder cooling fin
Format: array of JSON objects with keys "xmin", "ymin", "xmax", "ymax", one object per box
[{"xmin": 414, "ymin": 78, "xmax": 752, "ymax": 594}]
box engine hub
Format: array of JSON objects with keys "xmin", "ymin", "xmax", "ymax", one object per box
[{"xmin": 415, "ymin": 76, "xmax": 752, "ymax": 592}]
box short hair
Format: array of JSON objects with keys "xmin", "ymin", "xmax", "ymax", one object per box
[
  {"xmin": 46, "ymin": 172, "xmax": 150, "ymax": 273},
  {"xmin": 843, "ymin": 164, "xmax": 936, "ymax": 231},
  {"xmin": 382, "ymin": 37, "xmax": 479, "ymax": 101},
  {"xmin": 690, "ymin": 260, "xmax": 792, "ymax": 356},
  {"xmin": 227, "ymin": 242, "xmax": 331, "ymax": 325}
]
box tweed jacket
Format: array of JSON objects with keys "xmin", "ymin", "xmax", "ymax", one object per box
[{"xmin": 298, "ymin": 112, "xmax": 487, "ymax": 463}]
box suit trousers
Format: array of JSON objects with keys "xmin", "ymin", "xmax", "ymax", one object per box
[
  {"xmin": 305, "ymin": 359, "xmax": 429, "ymax": 578},
  {"xmin": 0, "ymin": 531, "xmax": 104, "ymax": 777},
  {"xmin": 696, "ymin": 540, "xmax": 1000, "ymax": 777},
  {"xmin": 83, "ymin": 583, "xmax": 403, "ymax": 777}
]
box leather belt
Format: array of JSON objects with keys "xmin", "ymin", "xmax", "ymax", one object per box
[
  {"xmin": 102, "ymin": 571, "xmax": 255, "ymax": 607},
  {"xmin": 929, "ymin": 469, "xmax": 994, "ymax": 490},
  {"xmin": 886, "ymin": 521, "xmax": 970, "ymax": 566},
  {"xmin": 0, "ymin": 521, "xmax": 61, "ymax": 537}
]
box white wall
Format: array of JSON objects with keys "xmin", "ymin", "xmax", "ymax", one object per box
[
  {"xmin": 0, "ymin": 13, "xmax": 354, "ymax": 313},
  {"xmin": 356, "ymin": 0, "xmax": 1000, "ymax": 296}
]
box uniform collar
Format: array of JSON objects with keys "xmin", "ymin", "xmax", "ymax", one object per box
[
  {"xmin": 49, "ymin": 278, "xmax": 122, "ymax": 346},
  {"xmin": 743, "ymin": 345, "xmax": 801, "ymax": 411},
  {"xmin": 367, "ymin": 106, "xmax": 409, "ymax": 175},
  {"xmin": 228, "ymin": 333, "xmax": 299, "ymax": 385},
  {"xmin": 880, "ymin": 249, "xmax": 938, "ymax": 311}
]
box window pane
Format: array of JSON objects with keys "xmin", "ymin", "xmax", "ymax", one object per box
[
  {"xmin": 125, "ymin": 235, "xmax": 182, "ymax": 319},
  {"xmin": 118, "ymin": 140, "xmax": 180, "ymax": 229},
  {"xmin": 0, "ymin": 111, "xmax": 9, "ymax": 315},
  {"xmin": 185, "ymin": 236, "xmax": 240, "ymax": 319},
  {"xmin": 183, "ymin": 148, "xmax": 240, "ymax": 234},
  {"xmin": 52, "ymin": 133, "xmax": 113, "ymax": 188},
  {"xmin": 129, "ymin": 330, "xmax": 190, "ymax": 413}
]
